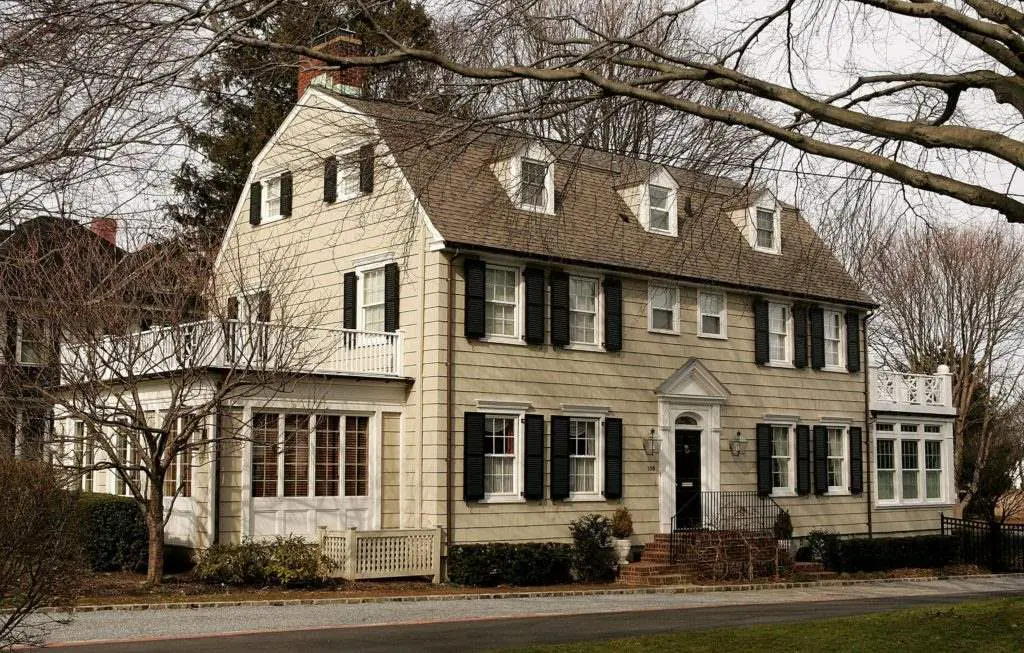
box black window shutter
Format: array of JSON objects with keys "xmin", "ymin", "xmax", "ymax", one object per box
[
  {"xmin": 604, "ymin": 417, "xmax": 623, "ymax": 499},
  {"xmin": 809, "ymin": 305, "xmax": 825, "ymax": 369},
  {"xmin": 524, "ymin": 414, "xmax": 545, "ymax": 500},
  {"xmin": 550, "ymin": 415, "xmax": 570, "ymax": 500},
  {"xmin": 279, "ymin": 172, "xmax": 293, "ymax": 217},
  {"xmin": 796, "ymin": 424, "xmax": 811, "ymax": 495},
  {"xmin": 384, "ymin": 262, "xmax": 399, "ymax": 333},
  {"xmin": 249, "ymin": 182, "xmax": 262, "ymax": 226},
  {"xmin": 343, "ymin": 272, "xmax": 357, "ymax": 330},
  {"xmin": 849, "ymin": 426, "xmax": 864, "ymax": 495},
  {"xmin": 753, "ymin": 298, "xmax": 769, "ymax": 365},
  {"xmin": 359, "ymin": 144, "xmax": 375, "ymax": 194},
  {"xmin": 846, "ymin": 311, "xmax": 861, "ymax": 373},
  {"xmin": 756, "ymin": 423, "xmax": 772, "ymax": 497},
  {"xmin": 603, "ymin": 277, "xmax": 623, "ymax": 352},
  {"xmin": 550, "ymin": 270, "xmax": 570, "ymax": 347},
  {"xmin": 226, "ymin": 296, "xmax": 239, "ymax": 320},
  {"xmin": 463, "ymin": 412, "xmax": 485, "ymax": 502},
  {"xmin": 463, "ymin": 258, "xmax": 486, "ymax": 339},
  {"xmin": 5, "ymin": 313, "xmax": 17, "ymax": 359},
  {"xmin": 323, "ymin": 156, "xmax": 338, "ymax": 203},
  {"xmin": 257, "ymin": 291, "xmax": 272, "ymax": 322},
  {"xmin": 813, "ymin": 425, "xmax": 828, "ymax": 495},
  {"xmin": 524, "ymin": 267, "xmax": 545, "ymax": 345},
  {"xmin": 793, "ymin": 304, "xmax": 808, "ymax": 368}
]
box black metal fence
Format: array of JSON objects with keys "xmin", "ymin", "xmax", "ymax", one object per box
[
  {"xmin": 670, "ymin": 491, "xmax": 788, "ymax": 563},
  {"xmin": 941, "ymin": 514, "xmax": 1024, "ymax": 572}
]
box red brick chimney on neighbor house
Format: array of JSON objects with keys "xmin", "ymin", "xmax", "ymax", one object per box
[
  {"xmin": 297, "ymin": 30, "xmax": 366, "ymax": 99},
  {"xmin": 89, "ymin": 217, "xmax": 117, "ymax": 246}
]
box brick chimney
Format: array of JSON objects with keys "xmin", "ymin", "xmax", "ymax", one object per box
[
  {"xmin": 89, "ymin": 217, "xmax": 117, "ymax": 246},
  {"xmin": 298, "ymin": 30, "xmax": 366, "ymax": 99}
]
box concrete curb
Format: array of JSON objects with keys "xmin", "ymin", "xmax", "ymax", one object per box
[{"xmin": 45, "ymin": 572, "xmax": 1024, "ymax": 614}]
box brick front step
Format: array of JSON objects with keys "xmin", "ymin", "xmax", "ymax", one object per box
[
  {"xmin": 618, "ymin": 573, "xmax": 691, "ymax": 586},
  {"xmin": 618, "ymin": 561, "xmax": 692, "ymax": 586}
]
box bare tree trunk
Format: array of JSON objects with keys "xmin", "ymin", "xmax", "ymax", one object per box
[{"xmin": 145, "ymin": 477, "xmax": 165, "ymax": 585}]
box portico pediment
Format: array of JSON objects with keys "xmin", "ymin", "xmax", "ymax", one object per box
[{"xmin": 656, "ymin": 358, "xmax": 729, "ymax": 404}]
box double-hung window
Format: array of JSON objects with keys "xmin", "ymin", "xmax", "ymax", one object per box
[
  {"xmin": 361, "ymin": 267, "xmax": 386, "ymax": 332},
  {"xmin": 698, "ymin": 292, "xmax": 727, "ymax": 338},
  {"xmin": 17, "ymin": 318, "xmax": 46, "ymax": 366},
  {"xmin": 768, "ymin": 303, "xmax": 791, "ymax": 363},
  {"xmin": 568, "ymin": 276, "xmax": 598, "ymax": 345},
  {"xmin": 875, "ymin": 422, "xmax": 949, "ymax": 505},
  {"xmin": 485, "ymin": 265, "xmax": 518, "ymax": 338},
  {"xmin": 251, "ymin": 413, "xmax": 280, "ymax": 498},
  {"xmin": 876, "ymin": 428, "xmax": 896, "ymax": 501},
  {"xmin": 263, "ymin": 176, "xmax": 282, "ymax": 219},
  {"xmin": 901, "ymin": 439, "xmax": 920, "ymax": 500},
  {"xmin": 520, "ymin": 159, "xmax": 548, "ymax": 210},
  {"xmin": 824, "ymin": 310, "xmax": 844, "ymax": 368},
  {"xmin": 162, "ymin": 418, "xmax": 193, "ymax": 499},
  {"xmin": 337, "ymin": 150, "xmax": 362, "ymax": 201},
  {"xmin": 483, "ymin": 415, "xmax": 517, "ymax": 496},
  {"xmin": 569, "ymin": 417, "xmax": 600, "ymax": 495},
  {"xmin": 649, "ymin": 284, "xmax": 678, "ymax": 333},
  {"xmin": 771, "ymin": 425, "xmax": 793, "ymax": 493},
  {"xmin": 755, "ymin": 208, "xmax": 776, "ymax": 250},
  {"xmin": 648, "ymin": 185, "xmax": 672, "ymax": 233},
  {"xmin": 925, "ymin": 440, "xmax": 942, "ymax": 499},
  {"xmin": 826, "ymin": 427, "xmax": 847, "ymax": 491}
]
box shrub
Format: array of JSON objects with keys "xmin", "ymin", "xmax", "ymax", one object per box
[
  {"xmin": 569, "ymin": 514, "xmax": 617, "ymax": 582},
  {"xmin": 805, "ymin": 529, "xmax": 840, "ymax": 568},
  {"xmin": 447, "ymin": 543, "xmax": 572, "ymax": 586},
  {"xmin": 74, "ymin": 492, "xmax": 147, "ymax": 572},
  {"xmin": 832, "ymin": 535, "xmax": 958, "ymax": 573},
  {"xmin": 193, "ymin": 536, "xmax": 334, "ymax": 587},
  {"xmin": 773, "ymin": 511, "xmax": 793, "ymax": 540},
  {"xmin": 611, "ymin": 507, "xmax": 634, "ymax": 539}
]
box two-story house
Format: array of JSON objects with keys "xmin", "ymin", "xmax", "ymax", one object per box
[{"xmin": 58, "ymin": 41, "xmax": 957, "ymax": 566}]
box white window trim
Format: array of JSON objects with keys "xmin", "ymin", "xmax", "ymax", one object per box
[
  {"xmin": 336, "ymin": 146, "xmax": 364, "ymax": 203},
  {"xmin": 697, "ymin": 290, "xmax": 728, "ymax": 340},
  {"xmin": 567, "ymin": 415, "xmax": 605, "ymax": 502},
  {"xmin": 259, "ymin": 172, "xmax": 285, "ymax": 225},
  {"xmin": 566, "ymin": 274, "xmax": 603, "ymax": 350},
  {"xmin": 766, "ymin": 301, "xmax": 794, "ymax": 368},
  {"xmin": 516, "ymin": 155, "xmax": 555, "ymax": 215},
  {"xmin": 645, "ymin": 183, "xmax": 678, "ymax": 236},
  {"xmin": 480, "ymin": 262, "xmax": 524, "ymax": 345},
  {"xmin": 822, "ymin": 308, "xmax": 846, "ymax": 372},
  {"xmin": 15, "ymin": 317, "xmax": 47, "ymax": 367},
  {"xmin": 751, "ymin": 203, "xmax": 781, "ymax": 254},
  {"xmin": 769, "ymin": 422, "xmax": 797, "ymax": 497},
  {"xmin": 478, "ymin": 410, "xmax": 527, "ymax": 504},
  {"xmin": 648, "ymin": 283, "xmax": 680, "ymax": 335},
  {"xmin": 823, "ymin": 424, "xmax": 850, "ymax": 496},
  {"xmin": 873, "ymin": 421, "xmax": 954, "ymax": 507}
]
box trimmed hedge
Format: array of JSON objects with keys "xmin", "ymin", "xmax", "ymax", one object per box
[
  {"xmin": 448, "ymin": 543, "xmax": 573, "ymax": 586},
  {"xmin": 74, "ymin": 492, "xmax": 147, "ymax": 572},
  {"xmin": 821, "ymin": 534, "xmax": 958, "ymax": 573}
]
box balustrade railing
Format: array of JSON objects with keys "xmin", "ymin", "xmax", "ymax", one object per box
[
  {"xmin": 670, "ymin": 491, "xmax": 788, "ymax": 563},
  {"xmin": 870, "ymin": 369, "xmax": 955, "ymax": 414}
]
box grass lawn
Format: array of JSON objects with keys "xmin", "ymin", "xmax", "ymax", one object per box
[{"xmin": 506, "ymin": 598, "xmax": 1024, "ymax": 652}]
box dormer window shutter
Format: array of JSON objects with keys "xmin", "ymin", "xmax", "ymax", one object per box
[
  {"xmin": 813, "ymin": 425, "xmax": 828, "ymax": 495},
  {"xmin": 756, "ymin": 423, "xmax": 772, "ymax": 497},
  {"xmin": 793, "ymin": 304, "xmax": 808, "ymax": 368},
  {"xmin": 343, "ymin": 272, "xmax": 358, "ymax": 330},
  {"xmin": 753, "ymin": 298, "xmax": 769, "ymax": 365},
  {"xmin": 324, "ymin": 156, "xmax": 338, "ymax": 203},
  {"xmin": 849, "ymin": 426, "xmax": 864, "ymax": 495},
  {"xmin": 523, "ymin": 267, "xmax": 545, "ymax": 345},
  {"xmin": 384, "ymin": 262, "xmax": 399, "ymax": 333},
  {"xmin": 809, "ymin": 305, "xmax": 825, "ymax": 370},
  {"xmin": 603, "ymin": 277, "xmax": 623, "ymax": 352},
  {"xmin": 549, "ymin": 270, "xmax": 570, "ymax": 347},
  {"xmin": 523, "ymin": 414, "xmax": 545, "ymax": 500},
  {"xmin": 279, "ymin": 172, "xmax": 293, "ymax": 217},
  {"xmin": 463, "ymin": 258, "xmax": 486, "ymax": 340},
  {"xmin": 463, "ymin": 412, "xmax": 485, "ymax": 502},
  {"xmin": 550, "ymin": 415, "xmax": 570, "ymax": 500},
  {"xmin": 604, "ymin": 417, "xmax": 623, "ymax": 499},
  {"xmin": 359, "ymin": 144, "xmax": 375, "ymax": 194},
  {"xmin": 846, "ymin": 311, "xmax": 861, "ymax": 373},
  {"xmin": 249, "ymin": 182, "xmax": 262, "ymax": 226},
  {"xmin": 796, "ymin": 424, "xmax": 811, "ymax": 495}
]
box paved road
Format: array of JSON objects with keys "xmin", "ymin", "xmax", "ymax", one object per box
[{"xmin": 42, "ymin": 576, "xmax": 1024, "ymax": 652}]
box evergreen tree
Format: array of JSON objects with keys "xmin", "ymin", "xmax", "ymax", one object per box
[{"xmin": 168, "ymin": 1, "xmax": 435, "ymax": 232}]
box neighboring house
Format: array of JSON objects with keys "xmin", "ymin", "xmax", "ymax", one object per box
[
  {"xmin": 57, "ymin": 42, "xmax": 957, "ymax": 557},
  {"xmin": 0, "ymin": 216, "xmax": 120, "ymax": 459}
]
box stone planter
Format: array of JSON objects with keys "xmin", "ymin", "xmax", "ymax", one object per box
[{"xmin": 614, "ymin": 538, "xmax": 632, "ymax": 565}]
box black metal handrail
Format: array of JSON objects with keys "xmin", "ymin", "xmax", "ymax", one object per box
[{"xmin": 669, "ymin": 491, "xmax": 788, "ymax": 563}]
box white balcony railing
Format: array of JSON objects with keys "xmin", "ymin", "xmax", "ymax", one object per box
[
  {"xmin": 60, "ymin": 320, "xmax": 403, "ymax": 383},
  {"xmin": 869, "ymin": 368, "xmax": 956, "ymax": 416}
]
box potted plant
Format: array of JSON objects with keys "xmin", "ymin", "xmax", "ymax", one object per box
[{"xmin": 611, "ymin": 507, "xmax": 634, "ymax": 565}]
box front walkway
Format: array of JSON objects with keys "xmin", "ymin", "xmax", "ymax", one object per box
[{"xmin": 44, "ymin": 575, "xmax": 1024, "ymax": 646}]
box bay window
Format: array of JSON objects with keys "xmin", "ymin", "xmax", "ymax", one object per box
[{"xmin": 874, "ymin": 421, "xmax": 950, "ymax": 505}]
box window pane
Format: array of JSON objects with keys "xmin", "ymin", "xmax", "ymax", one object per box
[
  {"xmin": 252, "ymin": 413, "xmax": 279, "ymax": 498},
  {"xmin": 771, "ymin": 426, "xmax": 790, "ymax": 489},
  {"xmin": 485, "ymin": 267, "xmax": 516, "ymax": 337},
  {"xmin": 824, "ymin": 312, "xmax": 842, "ymax": 366},
  {"xmin": 878, "ymin": 470, "xmax": 895, "ymax": 501},
  {"xmin": 569, "ymin": 418, "xmax": 597, "ymax": 494},
  {"xmin": 650, "ymin": 286, "xmax": 676, "ymax": 330},
  {"xmin": 339, "ymin": 154, "xmax": 360, "ymax": 198},
  {"xmin": 283, "ymin": 414, "xmax": 309, "ymax": 497},
  {"xmin": 362, "ymin": 268, "xmax": 385, "ymax": 331},
  {"xmin": 653, "ymin": 309, "xmax": 675, "ymax": 331},
  {"xmin": 315, "ymin": 415, "xmax": 341, "ymax": 496},
  {"xmin": 769, "ymin": 304, "xmax": 788, "ymax": 361},
  {"xmin": 925, "ymin": 440, "xmax": 942, "ymax": 499},
  {"xmin": 569, "ymin": 277, "xmax": 597, "ymax": 344},
  {"xmin": 19, "ymin": 319, "xmax": 46, "ymax": 364},
  {"xmin": 484, "ymin": 416, "xmax": 516, "ymax": 494},
  {"xmin": 344, "ymin": 416, "xmax": 369, "ymax": 496},
  {"xmin": 521, "ymin": 159, "xmax": 547, "ymax": 207},
  {"xmin": 649, "ymin": 187, "xmax": 671, "ymax": 230},
  {"xmin": 756, "ymin": 208, "xmax": 774, "ymax": 248},
  {"xmin": 827, "ymin": 428, "xmax": 844, "ymax": 488},
  {"xmin": 901, "ymin": 440, "xmax": 919, "ymax": 500},
  {"xmin": 264, "ymin": 177, "xmax": 281, "ymax": 217}
]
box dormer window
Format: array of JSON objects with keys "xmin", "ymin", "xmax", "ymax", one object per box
[
  {"xmin": 649, "ymin": 186, "xmax": 673, "ymax": 232},
  {"xmin": 519, "ymin": 158, "xmax": 550, "ymax": 211},
  {"xmin": 618, "ymin": 167, "xmax": 678, "ymax": 236},
  {"xmin": 732, "ymin": 191, "xmax": 782, "ymax": 254}
]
